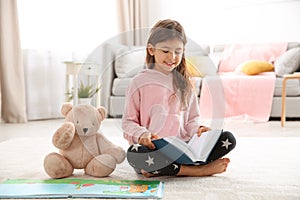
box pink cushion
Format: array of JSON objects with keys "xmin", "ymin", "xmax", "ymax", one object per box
[{"xmin": 218, "ymin": 43, "xmax": 288, "ymax": 72}]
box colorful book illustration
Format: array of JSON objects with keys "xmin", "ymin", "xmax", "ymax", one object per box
[
  {"xmin": 0, "ymin": 179, "xmax": 164, "ymax": 199},
  {"xmin": 152, "ymin": 129, "xmax": 222, "ymax": 165}
]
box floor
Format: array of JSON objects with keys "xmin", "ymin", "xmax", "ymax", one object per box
[
  {"xmin": 0, "ymin": 117, "xmax": 299, "ymax": 141},
  {"xmin": 1, "ymin": 118, "xmax": 300, "ymax": 199}
]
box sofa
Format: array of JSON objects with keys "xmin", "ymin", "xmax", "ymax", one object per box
[
  {"xmin": 97, "ymin": 40, "xmax": 300, "ymax": 120},
  {"xmin": 210, "ymin": 42, "xmax": 300, "ymax": 120},
  {"xmin": 98, "ymin": 38, "xmax": 210, "ymax": 117}
]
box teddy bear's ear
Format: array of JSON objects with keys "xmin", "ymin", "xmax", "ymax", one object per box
[
  {"xmin": 61, "ymin": 103, "xmax": 73, "ymax": 117},
  {"xmin": 97, "ymin": 106, "xmax": 107, "ymax": 120}
]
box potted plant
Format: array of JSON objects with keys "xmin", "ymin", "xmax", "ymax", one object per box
[{"xmin": 67, "ymin": 81, "xmax": 100, "ymax": 105}]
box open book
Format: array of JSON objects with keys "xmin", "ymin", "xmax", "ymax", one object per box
[
  {"xmin": 0, "ymin": 179, "xmax": 164, "ymax": 199},
  {"xmin": 152, "ymin": 129, "xmax": 222, "ymax": 165}
]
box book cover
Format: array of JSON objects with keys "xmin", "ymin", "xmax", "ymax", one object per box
[
  {"xmin": 152, "ymin": 129, "xmax": 222, "ymax": 165},
  {"xmin": 0, "ymin": 179, "xmax": 164, "ymax": 199}
]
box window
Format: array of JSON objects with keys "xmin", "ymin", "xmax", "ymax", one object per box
[{"xmin": 17, "ymin": 0, "xmax": 118, "ymax": 55}]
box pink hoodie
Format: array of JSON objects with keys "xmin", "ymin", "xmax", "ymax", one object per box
[{"xmin": 122, "ymin": 69, "xmax": 201, "ymax": 144}]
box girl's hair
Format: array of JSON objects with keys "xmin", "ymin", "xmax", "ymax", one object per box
[{"xmin": 146, "ymin": 19, "xmax": 193, "ymax": 110}]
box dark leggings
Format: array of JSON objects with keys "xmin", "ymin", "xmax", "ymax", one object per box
[{"xmin": 127, "ymin": 130, "xmax": 236, "ymax": 176}]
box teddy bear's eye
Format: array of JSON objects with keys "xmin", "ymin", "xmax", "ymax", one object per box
[{"xmin": 77, "ymin": 121, "xmax": 79, "ymax": 124}]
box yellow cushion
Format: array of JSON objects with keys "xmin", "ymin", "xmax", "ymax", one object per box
[
  {"xmin": 239, "ymin": 60, "xmax": 274, "ymax": 75},
  {"xmin": 186, "ymin": 58, "xmax": 203, "ymax": 77}
]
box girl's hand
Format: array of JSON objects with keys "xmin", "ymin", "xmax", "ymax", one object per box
[
  {"xmin": 197, "ymin": 126, "xmax": 211, "ymax": 137},
  {"xmin": 138, "ymin": 132, "xmax": 160, "ymax": 149}
]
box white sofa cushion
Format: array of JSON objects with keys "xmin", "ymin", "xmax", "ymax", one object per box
[
  {"xmin": 191, "ymin": 77, "xmax": 202, "ymax": 96},
  {"xmin": 274, "ymin": 77, "xmax": 300, "ymax": 97},
  {"xmin": 112, "ymin": 78, "xmax": 132, "ymax": 96},
  {"xmin": 114, "ymin": 45, "xmax": 146, "ymax": 78},
  {"xmin": 112, "ymin": 77, "xmax": 203, "ymax": 97}
]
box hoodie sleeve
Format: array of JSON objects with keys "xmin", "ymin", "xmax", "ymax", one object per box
[
  {"xmin": 185, "ymin": 92, "xmax": 202, "ymax": 138},
  {"xmin": 122, "ymin": 80, "xmax": 149, "ymax": 144}
]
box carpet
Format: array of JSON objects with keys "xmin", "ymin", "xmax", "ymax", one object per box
[{"xmin": 1, "ymin": 135, "xmax": 300, "ymax": 199}]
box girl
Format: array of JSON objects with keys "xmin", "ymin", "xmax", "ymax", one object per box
[{"xmin": 122, "ymin": 19, "xmax": 236, "ymax": 177}]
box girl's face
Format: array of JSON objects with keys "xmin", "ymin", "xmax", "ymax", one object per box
[{"xmin": 148, "ymin": 38, "xmax": 184, "ymax": 75}]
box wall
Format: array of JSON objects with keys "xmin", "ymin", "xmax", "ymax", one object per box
[
  {"xmin": 147, "ymin": 0, "xmax": 300, "ymax": 45},
  {"xmin": 17, "ymin": 0, "xmax": 118, "ymax": 57}
]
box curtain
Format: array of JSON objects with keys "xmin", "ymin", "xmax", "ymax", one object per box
[
  {"xmin": 22, "ymin": 49, "xmax": 66, "ymax": 120},
  {"xmin": 117, "ymin": 0, "xmax": 149, "ymax": 46},
  {"xmin": 0, "ymin": 0, "xmax": 27, "ymax": 123}
]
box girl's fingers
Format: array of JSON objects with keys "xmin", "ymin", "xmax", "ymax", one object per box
[
  {"xmin": 140, "ymin": 138, "xmax": 155, "ymax": 149},
  {"xmin": 151, "ymin": 134, "xmax": 160, "ymax": 140}
]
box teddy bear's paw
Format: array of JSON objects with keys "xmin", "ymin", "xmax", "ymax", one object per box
[
  {"xmin": 52, "ymin": 122, "xmax": 75, "ymax": 149},
  {"xmin": 85, "ymin": 154, "xmax": 116, "ymax": 177},
  {"xmin": 44, "ymin": 152, "xmax": 74, "ymax": 178},
  {"xmin": 112, "ymin": 147, "xmax": 126, "ymax": 164}
]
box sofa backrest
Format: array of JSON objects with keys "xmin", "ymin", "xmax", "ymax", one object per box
[
  {"xmin": 212, "ymin": 42, "xmax": 300, "ymax": 74},
  {"xmin": 212, "ymin": 42, "xmax": 300, "ymax": 54}
]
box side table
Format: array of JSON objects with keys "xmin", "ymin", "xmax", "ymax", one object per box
[
  {"xmin": 64, "ymin": 62, "xmax": 82, "ymax": 105},
  {"xmin": 281, "ymin": 73, "xmax": 300, "ymax": 127},
  {"xmin": 64, "ymin": 61, "xmax": 100, "ymax": 106}
]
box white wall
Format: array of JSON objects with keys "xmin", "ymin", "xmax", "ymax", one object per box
[
  {"xmin": 147, "ymin": 0, "xmax": 300, "ymax": 45},
  {"xmin": 18, "ymin": 0, "xmax": 300, "ymax": 54},
  {"xmin": 17, "ymin": 0, "xmax": 118, "ymax": 57}
]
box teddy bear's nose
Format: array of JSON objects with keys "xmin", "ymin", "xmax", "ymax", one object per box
[{"xmin": 83, "ymin": 128, "xmax": 88, "ymax": 133}]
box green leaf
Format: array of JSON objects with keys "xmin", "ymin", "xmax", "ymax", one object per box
[{"xmin": 77, "ymin": 81, "xmax": 101, "ymax": 98}]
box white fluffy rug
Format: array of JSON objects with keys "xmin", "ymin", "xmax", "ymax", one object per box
[{"xmin": 1, "ymin": 134, "xmax": 300, "ymax": 199}]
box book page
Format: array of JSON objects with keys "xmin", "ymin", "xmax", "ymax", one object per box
[
  {"xmin": 163, "ymin": 136, "xmax": 198, "ymax": 162},
  {"xmin": 0, "ymin": 179, "xmax": 164, "ymax": 199},
  {"xmin": 188, "ymin": 129, "xmax": 222, "ymax": 161}
]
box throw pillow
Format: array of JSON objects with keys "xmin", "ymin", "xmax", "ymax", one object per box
[
  {"xmin": 186, "ymin": 56, "xmax": 218, "ymax": 77},
  {"xmin": 186, "ymin": 59, "xmax": 203, "ymax": 77},
  {"xmin": 114, "ymin": 45, "xmax": 146, "ymax": 78},
  {"xmin": 237, "ymin": 60, "xmax": 274, "ymax": 75},
  {"xmin": 274, "ymin": 47, "xmax": 300, "ymax": 77}
]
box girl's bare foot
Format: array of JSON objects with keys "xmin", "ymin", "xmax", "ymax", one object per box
[
  {"xmin": 141, "ymin": 169, "xmax": 158, "ymax": 178},
  {"xmin": 177, "ymin": 158, "xmax": 230, "ymax": 177},
  {"xmin": 139, "ymin": 158, "xmax": 230, "ymax": 178}
]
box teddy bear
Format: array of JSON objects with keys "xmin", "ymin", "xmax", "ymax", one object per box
[{"xmin": 43, "ymin": 103, "xmax": 126, "ymax": 178}]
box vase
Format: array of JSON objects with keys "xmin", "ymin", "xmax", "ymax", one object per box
[{"xmin": 78, "ymin": 98, "xmax": 92, "ymax": 105}]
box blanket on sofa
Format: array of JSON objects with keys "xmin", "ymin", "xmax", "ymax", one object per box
[
  {"xmin": 199, "ymin": 42, "xmax": 287, "ymax": 122},
  {"xmin": 218, "ymin": 42, "xmax": 288, "ymax": 72},
  {"xmin": 199, "ymin": 72, "xmax": 276, "ymax": 122}
]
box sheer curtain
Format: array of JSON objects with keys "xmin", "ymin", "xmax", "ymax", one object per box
[
  {"xmin": 22, "ymin": 50, "xmax": 67, "ymax": 120},
  {"xmin": 117, "ymin": 0, "xmax": 149, "ymax": 46},
  {"xmin": 0, "ymin": 0, "xmax": 27, "ymax": 123},
  {"xmin": 16, "ymin": 0, "xmax": 118, "ymax": 121}
]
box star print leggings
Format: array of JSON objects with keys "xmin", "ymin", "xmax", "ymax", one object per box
[{"xmin": 127, "ymin": 130, "xmax": 236, "ymax": 176}]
